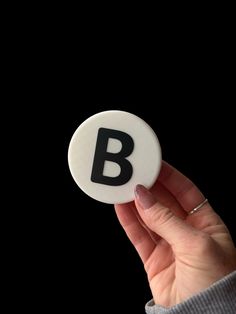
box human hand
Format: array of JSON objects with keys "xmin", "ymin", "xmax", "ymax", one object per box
[{"xmin": 114, "ymin": 161, "xmax": 236, "ymax": 307}]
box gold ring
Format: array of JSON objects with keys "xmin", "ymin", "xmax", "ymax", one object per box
[{"xmin": 188, "ymin": 199, "xmax": 208, "ymax": 215}]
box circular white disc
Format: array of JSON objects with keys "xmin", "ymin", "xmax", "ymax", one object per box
[{"xmin": 68, "ymin": 110, "xmax": 162, "ymax": 204}]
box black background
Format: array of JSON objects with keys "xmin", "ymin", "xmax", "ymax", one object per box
[
  {"xmin": 41, "ymin": 92, "xmax": 235, "ymax": 313},
  {"xmin": 18, "ymin": 32, "xmax": 235, "ymax": 310},
  {"xmin": 8, "ymin": 9, "xmax": 235, "ymax": 312}
]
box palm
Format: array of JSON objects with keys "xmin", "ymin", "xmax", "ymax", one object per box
[
  {"xmin": 145, "ymin": 207, "xmax": 233, "ymax": 306},
  {"xmin": 115, "ymin": 162, "xmax": 236, "ymax": 307}
]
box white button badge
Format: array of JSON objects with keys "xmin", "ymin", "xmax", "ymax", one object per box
[{"xmin": 68, "ymin": 111, "xmax": 162, "ymax": 204}]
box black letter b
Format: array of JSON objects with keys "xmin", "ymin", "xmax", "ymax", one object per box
[{"xmin": 91, "ymin": 128, "xmax": 134, "ymax": 186}]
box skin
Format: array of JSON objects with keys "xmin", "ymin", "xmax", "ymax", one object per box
[{"xmin": 114, "ymin": 161, "xmax": 236, "ymax": 307}]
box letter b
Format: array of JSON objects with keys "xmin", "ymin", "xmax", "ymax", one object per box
[{"xmin": 91, "ymin": 128, "xmax": 134, "ymax": 186}]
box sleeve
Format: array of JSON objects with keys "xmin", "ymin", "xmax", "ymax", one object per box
[{"xmin": 145, "ymin": 271, "xmax": 236, "ymax": 314}]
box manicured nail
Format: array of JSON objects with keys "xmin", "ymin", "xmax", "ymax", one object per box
[{"xmin": 135, "ymin": 185, "xmax": 156, "ymax": 209}]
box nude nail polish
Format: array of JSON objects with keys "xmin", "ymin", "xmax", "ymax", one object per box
[{"xmin": 135, "ymin": 185, "xmax": 156, "ymax": 209}]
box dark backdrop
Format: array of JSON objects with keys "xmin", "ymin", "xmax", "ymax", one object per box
[
  {"xmin": 10, "ymin": 10, "xmax": 235, "ymax": 313},
  {"xmin": 40, "ymin": 93, "xmax": 235, "ymax": 313}
]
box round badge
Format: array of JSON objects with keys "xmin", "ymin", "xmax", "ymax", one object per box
[{"xmin": 68, "ymin": 110, "xmax": 162, "ymax": 204}]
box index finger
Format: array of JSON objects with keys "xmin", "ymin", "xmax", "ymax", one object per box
[{"xmin": 158, "ymin": 161, "xmax": 209, "ymax": 213}]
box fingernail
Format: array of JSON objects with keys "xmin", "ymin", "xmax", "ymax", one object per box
[{"xmin": 135, "ymin": 185, "xmax": 156, "ymax": 210}]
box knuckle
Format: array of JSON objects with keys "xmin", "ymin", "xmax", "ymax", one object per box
[{"xmin": 148, "ymin": 205, "xmax": 174, "ymax": 228}]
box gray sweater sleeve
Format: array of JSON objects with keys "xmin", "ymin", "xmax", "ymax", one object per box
[{"xmin": 145, "ymin": 271, "xmax": 236, "ymax": 314}]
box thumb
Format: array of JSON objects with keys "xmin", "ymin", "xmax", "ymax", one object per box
[{"xmin": 134, "ymin": 185, "xmax": 199, "ymax": 248}]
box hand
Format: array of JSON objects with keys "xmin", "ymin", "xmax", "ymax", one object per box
[{"xmin": 114, "ymin": 161, "xmax": 236, "ymax": 307}]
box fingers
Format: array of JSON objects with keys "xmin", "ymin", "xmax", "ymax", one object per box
[
  {"xmin": 114, "ymin": 202, "xmax": 156, "ymax": 263},
  {"xmin": 150, "ymin": 181, "xmax": 187, "ymax": 220},
  {"xmin": 158, "ymin": 161, "xmax": 212, "ymax": 214},
  {"xmin": 134, "ymin": 185, "xmax": 199, "ymax": 248}
]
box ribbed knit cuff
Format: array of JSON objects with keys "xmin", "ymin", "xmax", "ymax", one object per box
[{"xmin": 145, "ymin": 271, "xmax": 236, "ymax": 314}]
